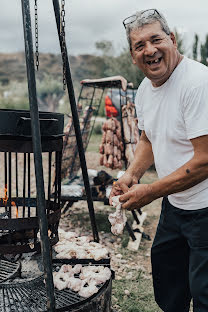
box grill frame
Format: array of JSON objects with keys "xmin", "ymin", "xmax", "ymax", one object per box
[
  {"xmin": 0, "ymin": 263, "xmax": 113, "ymax": 312},
  {"xmin": 0, "ymin": 259, "xmax": 20, "ymax": 283},
  {"xmin": 0, "ymin": 109, "xmax": 64, "ymax": 255}
]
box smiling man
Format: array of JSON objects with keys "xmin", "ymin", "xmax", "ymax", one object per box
[{"xmin": 109, "ymin": 9, "xmax": 208, "ymax": 312}]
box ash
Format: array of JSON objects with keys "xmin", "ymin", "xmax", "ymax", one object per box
[{"xmin": 20, "ymin": 252, "xmax": 43, "ymax": 279}]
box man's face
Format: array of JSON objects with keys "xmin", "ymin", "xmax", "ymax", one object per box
[{"xmin": 130, "ymin": 21, "xmax": 178, "ymax": 87}]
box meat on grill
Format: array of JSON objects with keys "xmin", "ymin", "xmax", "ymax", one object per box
[
  {"xmin": 54, "ymin": 230, "xmax": 109, "ymax": 261},
  {"xmin": 53, "ymin": 264, "xmax": 111, "ymax": 298}
]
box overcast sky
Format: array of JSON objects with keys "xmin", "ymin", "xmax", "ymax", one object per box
[{"xmin": 1, "ymin": 0, "xmax": 208, "ymax": 56}]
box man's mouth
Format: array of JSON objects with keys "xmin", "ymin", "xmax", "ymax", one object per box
[{"xmin": 146, "ymin": 57, "xmax": 162, "ymax": 65}]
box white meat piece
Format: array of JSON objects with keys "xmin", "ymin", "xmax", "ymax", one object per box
[
  {"xmin": 72, "ymin": 264, "xmax": 83, "ymax": 274},
  {"xmin": 108, "ymin": 196, "xmax": 127, "ymax": 235},
  {"xmin": 58, "ymin": 229, "xmax": 77, "ymax": 240},
  {"xmin": 59, "ymin": 264, "xmax": 73, "ymax": 274},
  {"xmin": 78, "ymin": 284, "xmax": 98, "ymax": 298},
  {"xmin": 53, "ymin": 272, "xmax": 70, "ymax": 291},
  {"xmin": 88, "ymin": 267, "xmax": 112, "ymax": 285},
  {"xmin": 53, "ymin": 265, "xmax": 111, "ymax": 292},
  {"xmin": 67, "ymin": 277, "xmax": 85, "ymax": 292},
  {"xmin": 75, "ymin": 236, "xmax": 91, "ymax": 245},
  {"xmin": 56, "ymin": 251, "xmax": 68, "ymax": 259},
  {"xmin": 88, "ymin": 248, "xmax": 109, "ymax": 261},
  {"xmin": 54, "ymin": 241, "xmax": 77, "ymax": 254},
  {"xmin": 54, "ymin": 234, "xmax": 109, "ymax": 261}
]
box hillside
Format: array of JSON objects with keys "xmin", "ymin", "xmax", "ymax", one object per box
[{"xmin": 0, "ymin": 52, "xmax": 107, "ymax": 85}]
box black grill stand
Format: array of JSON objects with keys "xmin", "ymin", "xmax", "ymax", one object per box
[{"xmin": 20, "ymin": 0, "xmax": 99, "ymax": 311}]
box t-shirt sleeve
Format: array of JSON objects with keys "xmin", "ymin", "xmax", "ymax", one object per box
[
  {"xmin": 135, "ymin": 87, "xmax": 144, "ymax": 131},
  {"xmin": 183, "ymin": 82, "xmax": 208, "ymax": 139}
]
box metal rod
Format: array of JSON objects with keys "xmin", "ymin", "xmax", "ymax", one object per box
[
  {"xmin": 52, "ymin": 0, "xmax": 99, "ymax": 242},
  {"xmin": 125, "ymin": 221, "xmax": 136, "ymax": 241},
  {"xmin": 8, "ymin": 153, "xmax": 11, "ymax": 218},
  {"xmin": 21, "ymin": 1, "xmax": 55, "ymax": 310},
  {"xmin": 4, "ymin": 152, "xmax": 7, "ymax": 214},
  {"xmin": 23, "ymin": 153, "xmax": 26, "ymax": 218},
  {"xmin": 28, "ymin": 153, "xmax": 31, "ymax": 217},
  {"xmin": 48, "ymin": 152, "xmax": 52, "ymax": 204},
  {"xmin": 119, "ymin": 88, "xmax": 127, "ymax": 169},
  {"xmin": 57, "ymin": 151, "xmax": 62, "ymax": 206},
  {"xmin": 15, "ymin": 153, "xmax": 19, "ymax": 217},
  {"xmin": 54, "ymin": 152, "xmax": 58, "ymax": 204}
]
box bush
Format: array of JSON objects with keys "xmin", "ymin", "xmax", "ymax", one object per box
[{"xmin": 92, "ymin": 123, "xmax": 102, "ymax": 135}]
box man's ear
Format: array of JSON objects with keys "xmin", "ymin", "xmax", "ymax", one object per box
[
  {"xmin": 130, "ymin": 50, "xmax": 136, "ymax": 65},
  {"xmin": 170, "ymin": 32, "xmax": 177, "ymax": 48}
]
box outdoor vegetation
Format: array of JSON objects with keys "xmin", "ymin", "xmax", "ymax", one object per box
[{"xmin": 0, "ymin": 30, "xmax": 208, "ymax": 115}]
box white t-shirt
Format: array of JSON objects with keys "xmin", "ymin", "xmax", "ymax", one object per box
[{"xmin": 135, "ymin": 56, "xmax": 208, "ymax": 210}]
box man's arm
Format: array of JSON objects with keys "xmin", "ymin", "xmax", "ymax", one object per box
[
  {"xmin": 120, "ymin": 135, "xmax": 208, "ymax": 210},
  {"xmin": 125, "ymin": 130, "xmax": 154, "ymax": 180},
  {"xmin": 109, "ymin": 130, "xmax": 154, "ymax": 203}
]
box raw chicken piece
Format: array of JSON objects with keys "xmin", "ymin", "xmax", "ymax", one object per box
[
  {"xmin": 72, "ymin": 264, "xmax": 83, "ymax": 274},
  {"xmin": 78, "ymin": 284, "xmax": 98, "ymax": 298},
  {"xmin": 53, "ymin": 264, "xmax": 111, "ymax": 293},
  {"xmin": 80, "ymin": 266, "xmax": 103, "ymax": 280},
  {"xmin": 53, "ymin": 272, "xmax": 70, "ymax": 291},
  {"xmin": 54, "ymin": 231, "xmax": 109, "ymax": 261},
  {"xmin": 88, "ymin": 248, "xmax": 109, "ymax": 261},
  {"xmin": 58, "ymin": 229, "xmax": 77, "ymax": 241},
  {"xmin": 108, "ymin": 195, "xmax": 127, "ymax": 235},
  {"xmin": 67, "ymin": 277, "xmax": 85, "ymax": 292},
  {"xmin": 75, "ymin": 236, "xmax": 91, "ymax": 245},
  {"xmin": 56, "ymin": 251, "xmax": 68, "ymax": 259},
  {"xmin": 59, "ymin": 264, "xmax": 73, "ymax": 274}
]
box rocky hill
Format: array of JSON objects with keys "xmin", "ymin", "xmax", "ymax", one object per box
[{"xmin": 0, "ymin": 52, "xmax": 106, "ymax": 85}]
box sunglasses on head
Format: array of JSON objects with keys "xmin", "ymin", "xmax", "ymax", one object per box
[{"xmin": 123, "ymin": 9, "xmax": 161, "ymax": 28}]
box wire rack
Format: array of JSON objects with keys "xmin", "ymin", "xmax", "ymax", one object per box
[
  {"xmin": 0, "ymin": 262, "xmax": 112, "ymax": 312},
  {"xmin": 61, "ymin": 84, "xmax": 104, "ymax": 182}
]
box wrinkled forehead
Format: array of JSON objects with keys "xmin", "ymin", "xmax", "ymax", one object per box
[{"xmin": 130, "ymin": 21, "xmax": 166, "ymax": 41}]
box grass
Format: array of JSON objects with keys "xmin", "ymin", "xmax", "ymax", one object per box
[
  {"xmin": 112, "ymin": 278, "xmax": 161, "ymax": 312},
  {"xmin": 87, "ymin": 133, "xmax": 102, "ymax": 153}
]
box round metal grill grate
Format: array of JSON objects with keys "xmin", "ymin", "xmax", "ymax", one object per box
[
  {"xmin": 0, "ymin": 268, "xmax": 112, "ymax": 311},
  {"xmin": 0, "ymin": 260, "xmax": 20, "ymax": 283}
]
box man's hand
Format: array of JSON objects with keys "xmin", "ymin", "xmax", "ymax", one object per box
[
  {"xmin": 109, "ymin": 172, "xmax": 138, "ymax": 205},
  {"xmin": 119, "ymin": 184, "xmax": 155, "ymax": 210}
]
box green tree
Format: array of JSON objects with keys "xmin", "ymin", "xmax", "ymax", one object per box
[
  {"xmin": 0, "ymin": 81, "xmax": 28, "ymax": 110},
  {"xmin": 173, "ymin": 28, "xmax": 185, "ymax": 54},
  {"xmin": 200, "ymin": 35, "xmax": 208, "ymax": 65},
  {"xmin": 95, "ymin": 40, "xmax": 114, "ymax": 56},
  {"xmin": 95, "ymin": 41, "xmax": 144, "ymax": 88},
  {"xmin": 104, "ymin": 48, "xmax": 144, "ymax": 88},
  {"xmin": 192, "ymin": 34, "xmax": 199, "ymax": 60},
  {"xmin": 36, "ymin": 75, "xmax": 64, "ymax": 112}
]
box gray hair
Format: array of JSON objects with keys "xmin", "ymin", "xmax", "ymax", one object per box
[{"xmin": 125, "ymin": 9, "xmax": 171, "ymax": 50}]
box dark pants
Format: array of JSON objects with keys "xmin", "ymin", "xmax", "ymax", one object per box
[{"xmin": 151, "ymin": 197, "xmax": 208, "ymax": 312}]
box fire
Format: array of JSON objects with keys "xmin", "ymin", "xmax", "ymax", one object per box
[
  {"xmin": 11, "ymin": 201, "xmax": 18, "ymax": 218},
  {"xmin": 0, "ymin": 185, "xmax": 18, "ymax": 218},
  {"xmin": 2, "ymin": 184, "xmax": 8, "ymax": 206}
]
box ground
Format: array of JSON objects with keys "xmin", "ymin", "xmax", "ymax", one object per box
[{"xmin": 59, "ymin": 142, "xmax": 164, "ymax": 312}]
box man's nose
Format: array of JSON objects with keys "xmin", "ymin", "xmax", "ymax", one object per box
[{"xmin": 144, "ymin": 42, "xmax": 157, "ymax": 56}]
